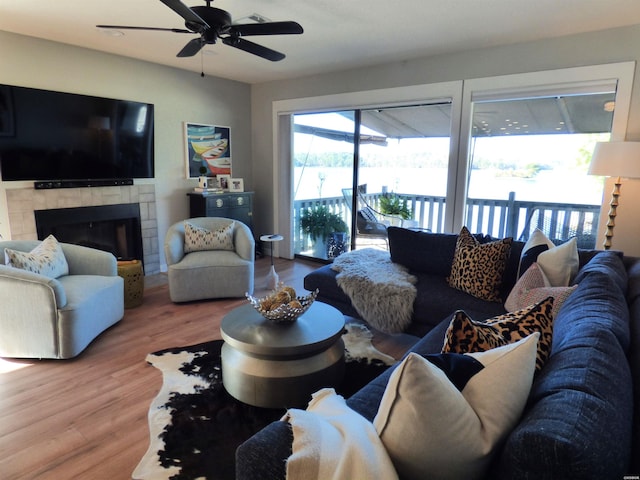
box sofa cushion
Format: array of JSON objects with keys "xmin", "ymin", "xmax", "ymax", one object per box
[
  {"xmin": 4, "ymin": 234, "xmax": 69, "ymax": 279},
  {"xmin": 388, "ymin": 227, "xmax": 498, "ymax": 276},
  {"xmin": 447, "ymin": 227, "xmax": 513, "ymax": 302},
  {"xmin": 374, "ymin": 334, "xmax": 538, "ymax": 480},
  {"xmin": 442, "ymin": 296, "xmax": 554, "ymax": 371},
  {"xmin": 184, "ymin": 220, "xmax": 235, "ymax": 252},
  {"xmin": 388, "ymin": 228, "xmax": 462, "ymax": 276},
  {"xmin": 505, "ymin": 262, "xmax": 577, "ymax": 318}
]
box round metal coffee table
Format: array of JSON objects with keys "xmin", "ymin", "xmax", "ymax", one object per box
[{"xmin": 220, "ymin": 302, "xmax": 345, "ymax": 408}]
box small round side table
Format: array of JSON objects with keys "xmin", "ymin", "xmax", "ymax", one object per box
[{"xmin": 260, "ymin": 234, "xmax": 283, "ymax": 290}]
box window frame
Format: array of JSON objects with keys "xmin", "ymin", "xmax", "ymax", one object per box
[
  {"xmin": 272, "ymin": 62, "xmax": 635, "ymax": 259},
  {"xmin": 273, "ymin": 82, "xmax": 463, "ymax": 259},
  {"xmin": 454, "ymin": 62, "xmax": 635, "ymax": 233}
]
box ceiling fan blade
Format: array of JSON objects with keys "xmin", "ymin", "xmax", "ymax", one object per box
[
  {"xmin": 222, "ymin": 37, "xmax": 285, "ymax": 61},
  {"xmin": 230, "ymin": 21, "xmax": 303, "ymax": 37},
  {"xmin": 97, "ymin": 24, "xmax": 193, "ymax": 33},
  {"xmin": 177, "ymin": 37, "xmax": 205, "ymax": 57},
  {"xmin": 159, "ymin": 0, "xmax": 210, "ymax": 31}
]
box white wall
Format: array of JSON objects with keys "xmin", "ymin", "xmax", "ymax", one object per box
[
  {"xmin": 251, "ymin": 24, "xmax": 640, "ymax": 257},
  {"xmin": 0, "ymin": 31, "xmax": 251, "ymax": 270}
]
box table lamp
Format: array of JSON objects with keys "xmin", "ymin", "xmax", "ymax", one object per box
[{"xmin": 588, "ymin": 141, "xmax": 640, "ymax": 250}]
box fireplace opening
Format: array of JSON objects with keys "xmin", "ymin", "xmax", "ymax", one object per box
[{"xmin": 34, "ymin": 204, "xmax": 144, "ymax": 270}]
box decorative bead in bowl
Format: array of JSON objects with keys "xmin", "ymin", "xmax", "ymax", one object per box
[{"xmin": 246, "ymin": 286, "xmax": 318, "ymax": 324}]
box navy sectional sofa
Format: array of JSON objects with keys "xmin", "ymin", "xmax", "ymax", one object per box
[{"xmin": 236, "ymin": 228, "xmax": 640, "ymax": 479}]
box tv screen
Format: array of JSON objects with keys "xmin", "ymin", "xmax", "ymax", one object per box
[{"xmin": 0, "ymin": 84, "xmax": 154, "ymax": 182}]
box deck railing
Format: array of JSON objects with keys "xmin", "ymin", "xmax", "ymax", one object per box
[{"xmin": 293, "ymin": 191, "xmax": 600, "ymax": 254}]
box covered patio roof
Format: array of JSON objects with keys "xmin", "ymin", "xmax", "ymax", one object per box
[{"xmin": 295, "ymin": 92, "xmax": 615, "ymax": 141}]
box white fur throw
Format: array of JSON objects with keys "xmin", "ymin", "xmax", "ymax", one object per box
[{"xmin": 331, "ymin": 249, "xmax": 417, "ymax": 333}]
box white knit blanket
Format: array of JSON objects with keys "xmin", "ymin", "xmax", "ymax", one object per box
[
  {"xmin": 331, "ymin": 248, "xmax": 417, "ymax": 333},
  {"xmin": 284, "ymin": 388, "xmax": 398, "ymax": 480}
]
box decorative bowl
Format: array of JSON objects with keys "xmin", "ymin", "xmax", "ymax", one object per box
[{"xmin": 246, "ymin": 287, "xmax": 318, "ymax": 324}]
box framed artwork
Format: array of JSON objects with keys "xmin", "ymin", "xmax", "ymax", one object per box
[
  {"xmin": 217, "ymin": 174, "xmax": 231, "ymax": 190},
  {"xmin": 184, "ymin": 122, "xmax": 231, "ymax": 178},
  {"xmin": 229, "ymin": 178, "xmax": 244, "ymax": 192},
  {"xmin": 0, "ymin": 86, "xmax": 15, "ymax": 137}
]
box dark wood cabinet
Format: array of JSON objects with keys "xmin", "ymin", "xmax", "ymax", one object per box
[{"xmin": 188, "ymin": 192, "xmax": 254, "ymax": 232}]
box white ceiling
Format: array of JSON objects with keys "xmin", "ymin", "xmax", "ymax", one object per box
[{"xmin": 2, "ymin": 0, "xmax": 640, "ymax": 84}]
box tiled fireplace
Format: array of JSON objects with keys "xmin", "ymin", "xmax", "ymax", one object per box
[{"xmin": 5, "ymin": 184, "xmax": 160, "ymax": 274}]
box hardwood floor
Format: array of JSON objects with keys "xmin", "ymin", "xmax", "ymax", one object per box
[{"xmin": 0, "ymin": 256, "xmax": 417, "ymax": 479}]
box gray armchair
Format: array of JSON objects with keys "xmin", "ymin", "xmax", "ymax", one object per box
[
  {"xmin": 0, "ymin": 240, "xmax": 124, "ymax": 359},
  {"xmin": 164, "ymin": 217, "xmax": 255, "ymax": 302}
]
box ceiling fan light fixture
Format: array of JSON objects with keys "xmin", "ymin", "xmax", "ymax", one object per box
[{"xmin": 236, "ymin": 13, "xmax": 272, "ymax": 24}]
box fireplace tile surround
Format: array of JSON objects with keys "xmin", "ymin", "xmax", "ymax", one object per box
[{"xmin": 5, "ymin": 184, "xmax": 160, "ymax": 275}]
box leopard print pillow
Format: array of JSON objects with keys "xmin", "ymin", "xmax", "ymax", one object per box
[
  {"xmin": 447, "ymin": 226, "xmax": 512, "ymax": 302},
  {"xmin": 442, "ymin": 296, "xmax": 554, "ymax": 371}
]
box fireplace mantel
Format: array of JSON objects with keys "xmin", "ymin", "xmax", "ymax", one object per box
[{"xmin": 5, "ymin": 184, "xmax": 159, "ymax": 275}]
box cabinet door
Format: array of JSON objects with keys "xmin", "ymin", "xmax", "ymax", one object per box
[
  {"xmin": 205, "ymin": 196, "xmax": 230, "ymax": 217},
  {"xmin": 228, "ymin": 194, "xmax": 253, "ymax": 229}
]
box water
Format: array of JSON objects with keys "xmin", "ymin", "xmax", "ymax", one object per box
[{"xmin": 294, "ymin": 166, "xmax": 604, "ymax": 205}]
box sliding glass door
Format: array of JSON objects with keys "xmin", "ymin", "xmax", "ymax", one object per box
[
  {"xmin": 293, "ymin": 112, "xmax": 356, "ymax": 260},
  {"xmin": 292, "ymin": 102, "xmax": 454, "ymax": 260},
  {"xmin": 358, "ymin": 104, "xmax": 452, "ymax": 234}
]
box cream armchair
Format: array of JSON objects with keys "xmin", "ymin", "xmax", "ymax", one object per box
[
  {"xmin": 164, "ymin": 217, "xmax": 255, "ymax": 302},
  {"xmin": 0, "ymin": 240, "xmax": 124, "ymax": 359}
]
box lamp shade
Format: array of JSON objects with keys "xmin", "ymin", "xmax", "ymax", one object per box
[{"xmin": 588, "ymin": 141, "xmax": 640, "ymax": 178}]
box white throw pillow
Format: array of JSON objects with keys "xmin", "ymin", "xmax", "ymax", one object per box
[
  {"xmin": 183, "ymin": 221, "xmax": 234, "ymax": 253},
  {"xmin": 537, "ymin": 237, "xmax": 578, "ymax": 286},
  {"xmin": 374, "ymin": 334, "xmax": 539, "ymax": 480},
  {"xmin": 4, "ymin": 234, "xmax": 69, "ymax": 279}
]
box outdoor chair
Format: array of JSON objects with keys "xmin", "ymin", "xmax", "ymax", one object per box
[
  {"xmin": 342, "ymin": 186, "xmax": 419, "ymax": 246},
  {"xmin": 518, "ymin": 206, "xmax": 598, "ymax": 249}
]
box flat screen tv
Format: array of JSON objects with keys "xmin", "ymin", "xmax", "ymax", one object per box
[{"xmin": 0, "ymin": 84, "xmax": 154, "ymax": 182}]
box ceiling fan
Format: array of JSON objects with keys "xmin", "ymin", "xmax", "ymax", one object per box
[{"xmin": 97, "ymin": 0, "xmax": 303, "ymax": 61}]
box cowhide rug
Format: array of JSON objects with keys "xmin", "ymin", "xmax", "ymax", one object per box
[
  {"xmin": 331, "ymin": 248, "xmax": 417, "ymax": 333},
  {"xmin": 133, "ymin": 323, "xmax": 395, "ymax": 480}
]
